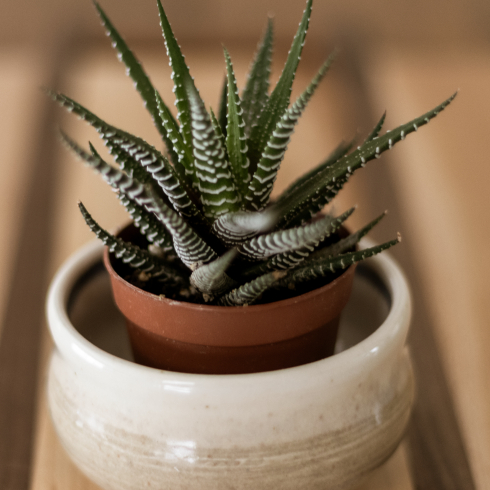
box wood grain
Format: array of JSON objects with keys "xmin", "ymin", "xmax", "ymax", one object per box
[{"xmin": 365, "ymin": 46, "xmax": 488, "ymax": 489}]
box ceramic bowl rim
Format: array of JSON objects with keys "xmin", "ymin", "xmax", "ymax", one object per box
[{"xmin": 46, "ymin": 238, "xmax": 411, "ymax": 384}]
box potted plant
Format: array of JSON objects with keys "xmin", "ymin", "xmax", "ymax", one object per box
[
  {"xmin": 46, "ymin": 0, "xmax": 455, "ymax": 487},
  {"xmin": 48, "ymin": 0, "xmax": 454, "ymax": 375}
]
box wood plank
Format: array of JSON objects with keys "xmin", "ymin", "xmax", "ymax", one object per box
[
  {"xmin": 365, "ymin": 45, "xmax": 489, "ymax": 488},
  {"xmin": 0, "ymin": 46, "xmax": 68, "ymax": 490},
  {"xmin": 0, "ymin": 49, "xmax": 45, "ymax": 339}
]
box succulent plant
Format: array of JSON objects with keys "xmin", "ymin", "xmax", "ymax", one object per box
[{"xmin": 50, "ymin": 0, "xmax": 456, "ymax": 306}]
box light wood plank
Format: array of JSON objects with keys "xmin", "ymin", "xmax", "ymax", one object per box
[
  {"xmin": 366, "ymin": 45, "xmax": 490, "ymax": 489},
  {"xmin": 0, "ymin": 48, "xmax": 45, "ymax": 339}
]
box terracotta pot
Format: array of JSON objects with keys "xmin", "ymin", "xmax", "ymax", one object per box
[{"xmin": 104, "ymin": 224, "xmax": 356, "ymax": 374}]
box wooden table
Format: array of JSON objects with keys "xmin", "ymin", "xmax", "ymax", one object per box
[{"xmin": 0, "ymin": 34, "xmax": 488, "ymax": 489}]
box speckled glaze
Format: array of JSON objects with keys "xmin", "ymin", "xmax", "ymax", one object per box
[{"xmin": 46, "ymin": 239, "xmax": 414, "ymax": 490}]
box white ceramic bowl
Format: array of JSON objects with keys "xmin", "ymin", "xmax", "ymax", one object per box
[{"xmin": 46, "ymin": 239, "xmax": 413, "ymax": 490}]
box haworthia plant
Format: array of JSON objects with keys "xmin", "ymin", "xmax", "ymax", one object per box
[{"xmin": 52, "ymin": 0, "xmax": 456, "ymax": 305}]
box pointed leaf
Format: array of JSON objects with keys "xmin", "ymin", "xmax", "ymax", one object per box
[
  {"xmin": 51, "ymin": 91, "xmax": 201, "ymax": 219},
  {"xmin": 276, "ymin": 138, "xmax": 354, "ymax": 208},
  {"xmin": 93, "ymin": 1, "xmax": 180, "ymax": 166},
  {"xmin": 239, "ymin": 207, "xmax": 355, "ymax": 278},
  {"xmin": 118, "ymin": 194, "xmax": 175, "ymax": 252},
  {"xmin": 282, "ymin": 236, "xmax": 401, "ymax": 287},
  {"xmin": 60, "ymin": 131, "xmax": 156, "ymax": 198},
  {"xmin": 217, "ymin": 76, "xmax": 228, "ymax": 137},
  {"xmin": 157, "ymin": 0, "xmax": 197, "ymax": 153},
  {"xmin": 144, "ymin": 186, "xmax": 218, "ymax": 269},
  {"xmin": 245, "ymin": 53, "xmax": 335, "ymax": 210},
  {"xmin": 63, "ymin": 133, "xmax": 214, "ymax": 269},
  {"xmin": 311, "ymin": 211, "xmax": 387, "ymax": 260},
  {"xmin": 211, "ymin": 208, "xmax": 278, "ymax": 245},
  {"xmin": 190, "ymin": 250, "xmax": 238, "ymax": 298},
  {"xmin": 79, "ymin": 202, "xmax": 184, "ymax": 283},
  {"xmin": 248, "ymin": 0, "xmax": 312, "ymax": 164},
  {"xmin": 155, "ymin": 91, "xmax": 195, "ymax": 186},
  {"xmin": 87, "ymin": 142, "xmax": 174, "ymax": 252},
  {"xmin": 364, "ymin": 111, "xmax": 386, "ymax": 143},
  {"xmin": 275, "ymin": 92, "xmax": 458, "ymax": 229},
  {"xmin": 238, "ymin": 207, "xmax": 354, "ymax": 261},
  {"xmin": 186, "ymin": 79, "xmax": 240, "ymax": 218},
  {"xmin": 224, "ymin": 47, "xmax": 251, "ymax": 197},
  {"xmin": 241, "ymin": 17, "xmax": 273, "ymax": 136},
  {"xmin": 210, "ymin": 107, "xmax": 226, "ymax": 146},
  {"xmin": 217, "ymin": 270, "xmax": 286, "ymax": 306}
]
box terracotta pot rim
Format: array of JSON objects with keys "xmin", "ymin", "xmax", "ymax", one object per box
[
  {"xmin": 103, "ymin": 245, "xmax": 354, "ymax": 313},
  {"xmin": 47, "ymin": 238, "xmax": 411, "ymax": 379}
]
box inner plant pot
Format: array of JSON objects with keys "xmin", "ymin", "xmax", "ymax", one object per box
[{"xmin": 104, "ymin": 224, "xmax": 356, "ymax": 374}]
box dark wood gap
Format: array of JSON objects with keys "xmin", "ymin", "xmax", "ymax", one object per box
[
  {"xmin": 0, "ymin": 35, "xmax": 80, "ymax": 490},
  {"xmin": 336, "ymin": 39, "xmax": 476, "ymax": 489}
]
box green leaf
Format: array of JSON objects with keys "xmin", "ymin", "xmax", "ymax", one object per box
[
  {"xmin": 239, "ymin": 207, "xmax": 355, "ymax": 278},
  {"xmin": 217, "ymin": 76, "xmax": 228, "ymax": 137},
  {"xmin": 62, "ymin": 133, "xmax": 213, "ymax": 268},
  {"xmin": 276, "ymin": 138, "xmax": 354, "ymax": 209},
  {"xmin": 157, "ymin": 0, "xmax": 197, "ymax": 154},
  {"xmin": 275, "ymin": 92, "xmax": 458, "ymax": 229},
  {"xmin": 144, "ymin": 186, "xmax": 218, "ymax": 269},
  {"xmin": 190, "ymin": 250, "xmax": 238, "ymax": 298},
  {"xmin": 60, "ymin": 130, "xmax": 155, "ymax": 197},
  {"xmin": 118, "ymin": 194, "xmax": 175, "ymax": 252},
  {"xmin": 241, "ymin": 17, "xmax": 273, "ymax": 137},
  {"xmin": 282, "ymin": 236, "xmax": 401, "ymax": 287},
  {"xmin": 224, "ymin": 47, "xmax": 251, "ymax": 198},
  {"xmin": 211, "ymin": 208, "xmax": 278, "ymax": 245},
  {"xmin": 155, "ymin": 91, "xmax": 196, "ymax": 187},
  {"xmin": 93, "ymin": 1, "xmax": 180, "ymax": 167},
  {"xmin": 364, "ymin": 111, "xmax": 386, "ymax": 143},
  {"xmin": 237, "ymin": 207, "xmax": 353, "ymax": 261},
  {"xmin": 310, "ymin": 211, "xmax": 387, "ymax": 260},
  {"xmin": 217, "ymin": 270, "xmax": 286, "ymax": 306},
  {"xmin": 185, "ymin": 79, "xmax": 241, "ymax": 218},
  {"xmin": 51, "ymin": 91, "xmax": 201, "ymax": 219},
  {"xmin": 245, "ymin": 53, "xmax": 335, "ymax": 210},
  {"xmin": 210, "ymin": 107, "xmax": 226, "ymax": 145},
  {"xmin": 248, "ymin": 0, "xmax": 313, "ymax": 165},
  {"xmin": 79, "ymin": 201, "xmax": 184, "ymax": 283}
]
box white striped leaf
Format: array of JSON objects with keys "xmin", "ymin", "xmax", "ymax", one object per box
[
  {"xmin": 93, "ymin": 2, "xmax": 180, "ymax": 168},
  {"xmin": 239, "ymin": 207, "xmax": 355, "ymax": 278},
  {"xmin": 247, "ymin": 0, "xmax": 312, "ymax": 165},
  {"xmin": 276, "ymin": 138, "xmax": 354, "ymax": 211},
  {"xmin": 51, "ymin": 91, "xmax": 201, "ymax": 219},
  {"xmin": 275, "ymin": 92, "xmax": 458, "ymax": 229},
  {"xmin": 224, "ymin": 48, "xmax": 251, "ymax": 198},
  {"xmin": 241, "ymin": 18, "xmax": 273, "ymax": 137},
  {"xmin": 211, "ymin": 209, "xmax": 277, "ymax": 245},
  {"xmin": 157, "ymin": 0, "xmax": 199, "ymax": 155},
  {"xmin": 186, "ymin": 79, "xmax": 241, "ymax": 219},
  {"xmin": 144, "ymin": 187, "xmax": 218, "ymax": 269},
  {"xmin": 79, "ymin": 202, "xmax": 184, "ymax": 283},
  {"xmin": 245, "ymin": 53, "xmax": 335, "ymax": 210},
  {"xmin": 217, "ymin": 270, "xmax": 286, "ymax": 306},
  {"xmin": 237, "ymin": 207, "xmax": 353, "ymax": 261},
  {"xmin": 155, "ymin": 91, "xmax": 195, "ymax": 187},
  {"xmin": 282, "ymin": 237, "xmax": 401, "ymax": 287},
  {"xmin": 190, "ymin": 250, "xmax": 238, "ymax": 298},
  {"xmin": 310, "ymin": 211, "xmax": 387, "ymax": 260}
]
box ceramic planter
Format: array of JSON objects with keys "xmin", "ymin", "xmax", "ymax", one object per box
[
  {"xmin": 47, "ymin": 238, "xmax": 414, "ymax": 490},
  {"xmin": 104, "ymin": 224, "xmax": 356, "ymax": 374}
]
